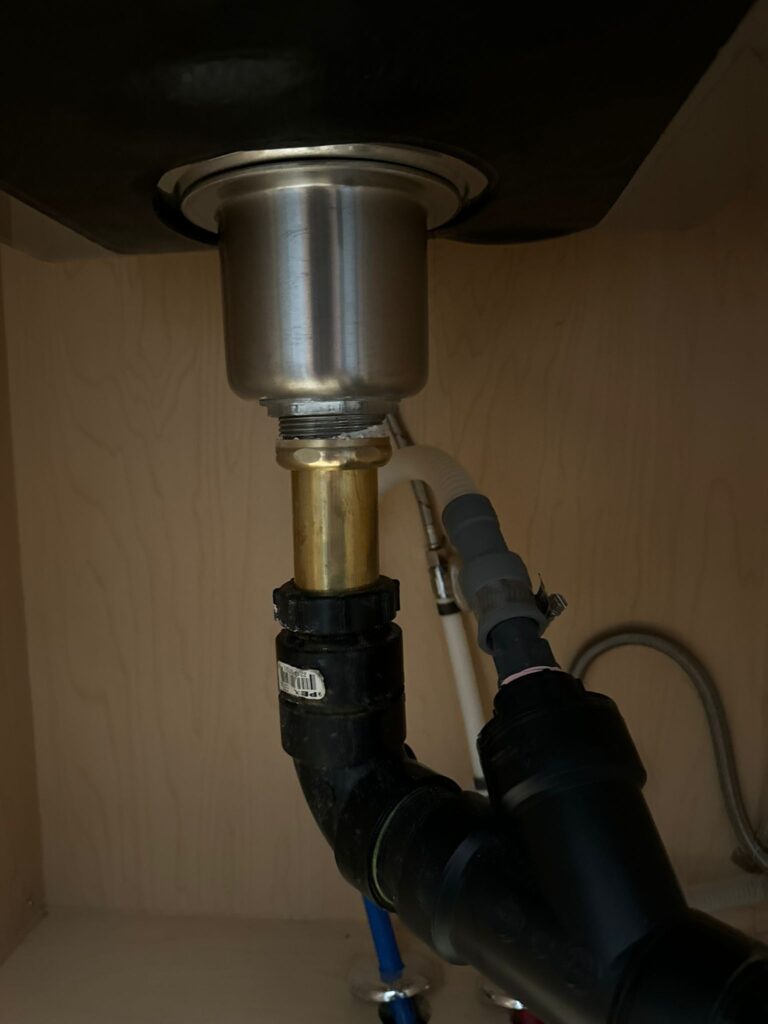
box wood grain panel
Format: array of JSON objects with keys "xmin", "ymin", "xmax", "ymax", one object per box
[
  {"xmin": 0, "ymin": 249, "xmax": 44, "ymax": 961},
  {"xmin": 0, "ymin": 250, "xmax": 366, "ymax": 921},
  {"xmin": 2, "ymin": 192, "xmax": 767, "ymax": 922}
]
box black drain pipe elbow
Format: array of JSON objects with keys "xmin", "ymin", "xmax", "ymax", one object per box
[{"xmin": 274, "ymin": 577, "xmax": 458, "ymax": 896}]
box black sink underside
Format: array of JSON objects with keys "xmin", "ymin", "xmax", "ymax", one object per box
[{"xmin": 0, "ymin": 2, "xmax": 752, "ymax": 253}]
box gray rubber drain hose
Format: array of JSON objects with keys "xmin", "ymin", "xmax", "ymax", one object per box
[{"xmin": 570, "ymin": 630, "xmax": 768, "ymax": 874}]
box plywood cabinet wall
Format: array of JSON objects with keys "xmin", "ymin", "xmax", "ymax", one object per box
[
  {"xmin": 1, "ymin": 188, "xmax": 768, "ymax": 946},
  {"xmin": 0, "ymin": 277, "xmax": 44, "ymax": 964}
]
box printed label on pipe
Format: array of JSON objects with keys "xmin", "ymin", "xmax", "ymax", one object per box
[{"xmin": 277, "ymin": 661, "xmax": 326, "ymax": 701}]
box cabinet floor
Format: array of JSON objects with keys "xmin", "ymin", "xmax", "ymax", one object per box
[{"xmin": 0, "ymin": 908, "xmax": 487, "ymax": 1024}]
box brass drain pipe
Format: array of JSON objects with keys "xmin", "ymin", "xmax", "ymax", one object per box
[{"xmin": 276, "ymin": 436, "xmax": 391, "ymax": 593}]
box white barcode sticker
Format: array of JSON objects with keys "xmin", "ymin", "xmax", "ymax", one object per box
[{"xmin": 277, "ymin": 661, "xmax": 326, "ymax": 701}]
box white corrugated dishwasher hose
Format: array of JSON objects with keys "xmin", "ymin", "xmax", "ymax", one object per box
[{"xmin": 379, "ymin": 445, "xmax": 477, "ymax": 509}]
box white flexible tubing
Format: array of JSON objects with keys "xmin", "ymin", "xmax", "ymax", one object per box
[
  {"xmin": 378, "ymin": 445, "xmax": 477, "ymax": 510},
  {"xmin": 687, "ymin": 875, "xmax": 768, "ymax": 915},
  {"xmin": 439, "ymin": 611, "xmax": 486, "ymax": 784},
  {"xmin": 379, "ymin": 444, "xmax": 485, "ymax": 784}
]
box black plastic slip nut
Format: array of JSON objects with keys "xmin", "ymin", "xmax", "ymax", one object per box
[{"xmin": 274, "ymin": 577, "xmax": 400, "ymax": 635}]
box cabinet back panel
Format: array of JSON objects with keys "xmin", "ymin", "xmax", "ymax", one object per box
[{"xmin": 2, "ymin": 195, "xmax": 767, "ymax": 924}]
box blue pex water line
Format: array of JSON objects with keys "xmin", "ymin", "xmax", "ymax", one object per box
[{"xmin": 363, "ymin": 897, "xmax": 418, "ymax": 1024}]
